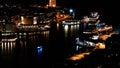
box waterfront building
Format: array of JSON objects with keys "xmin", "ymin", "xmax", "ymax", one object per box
[{"xmin": 49, "ymin": 0, "xmax": 56, "ymax": 7}]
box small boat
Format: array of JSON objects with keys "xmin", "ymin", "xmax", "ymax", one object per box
[
  {"xmin": 98, "ymin": 25, "xmax": 113, "ymax": 33},
  {"xmin": 75, "ymin": 37, "xmax": 96, "ymax": 48}
]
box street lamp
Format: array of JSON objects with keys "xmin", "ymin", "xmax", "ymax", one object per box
[
  {"xmin": 69, "ymin": 9, "xmax": 73, "ymax": 13},
  {"xmin": 69, "ymin": 9, "xmax": 75, "ymax": 18}
]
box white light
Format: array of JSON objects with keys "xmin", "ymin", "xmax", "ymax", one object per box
[
  {"xmin": 21, "ymin": 16, "xmax": 24, "ymax": 24},
  {"xmin": 69, "ymin": 9, "xmax": 73, "ymax": 13},
  {"xmin": 33, "ymin": 17, "xmax": 37, "ymax": 24},
  {"xmin": 64, "ymin": 25, "xmax": 68, "ymax": 30}
]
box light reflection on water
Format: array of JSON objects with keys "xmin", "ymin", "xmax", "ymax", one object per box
[
  {"xmin": 0, "ymin": 31, "xmax": 50, "ymax": 56},
  {"xmin": 37, "ymin": 45, "xmax": 43, "ymax": 56},
  {"xmin": 0, "ymin": 23, "xmax": 83, "ymax": 67},
  {"xmin": 63, "ymin": 24, "xmax": 80, "ymax": 38},
  {"xmin": 64, "ymin": 25, "xmax": 69, "ymax": 37},
  {"xmin": 40, "ymin": 31, "xmax": 50, "ymax": 40},
  {"xmin": 1, "ymin": 42, "xmax": 16, "ymax": 54},
  {"xmin": 0, "ymin": 24, "xmax": 80, "ymax": 56}
]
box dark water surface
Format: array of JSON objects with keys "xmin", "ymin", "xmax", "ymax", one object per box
[
  {"xmin": 0, "ymin": 23, "xmax": 80, "ymax": 68},
  {"xmin": 1, "ymin": 22, "xmax": 120, "ymax": 68}
]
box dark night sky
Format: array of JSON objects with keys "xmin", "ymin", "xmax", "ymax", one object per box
[
  {"xmin": 0, "ymin": 0, "xmax": 119, "ymax": 15},
  {"xmin": 0, "ymin": 0, "xmax": 119, "ymax": 9},
  {"xmin": 0, "ymin": 0, "xmax": 119, "ymax": 23},
  {"xmin": 1, "ymin": 0, "xmax": 118, "ymax": 12},
  {"xmin": 0, "ymin": 0, "xmax": 117, "ymax": 7}
]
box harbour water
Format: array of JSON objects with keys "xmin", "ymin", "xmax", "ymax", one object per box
[
  {"xmin": 0, "ymin": 22, "xmax": 120, "ymax": 68},
  {"xmin": 0, "ymin": 23, "xmax": 81, "ymax": 68}
]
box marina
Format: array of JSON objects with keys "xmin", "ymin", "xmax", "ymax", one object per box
[{"xmin": 0, "ymin": 0, "xmax": 120, "ymax": 68}]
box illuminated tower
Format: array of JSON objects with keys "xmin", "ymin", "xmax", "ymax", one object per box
[{"xmin": 49, "ymin": 0, "xmax": 56, "ymax": 7}]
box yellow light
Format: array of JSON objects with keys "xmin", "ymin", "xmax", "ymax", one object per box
[
  {"xmin": 95, "ymin": 43, "xmax": 105, "ymax": 49},
  {"xmin": 46, "ymin": 4, "xmax": 48, "ymax": 7},
  {"xmin": 33, "ymin": 17, "xmax": 37, "ymax": 24},
  {"xmin": 21, "ymin": 16, "xmax": 24, "ymax": 24},
  {"xmin": 69, "ymin": 52, "xmax": 90, "ymax": 61},
  {"xmin": 52, "ymin": 4, "xmax": 56, "ymax": 7}
]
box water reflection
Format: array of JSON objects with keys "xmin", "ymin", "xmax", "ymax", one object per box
[
  {"xmin": 2, "ymin": 23, "xmax": 117, "ymax": 67},
  {"xmin": 64, "ymin": 25, "xmax": 69, "ymax": 37},
  {"xmin": 40, "ymin": 31, "xmax": 50, "ymax": 40},
  {"xmin": 63, "ymin": 24, "xmax": 80, "ymax": 38},
  {"xmin": 37, "ymin": 45, "xmax": 43, "ymax": 56},
  {"xmin": 0, "ymin": 30, "xmax": 50, "ymax": 57},
  {"xmin": 56, "ymin": 23, "xmax": 60, "ymax": 30},
  {"xmin": 1, "ymin": 42, "xmax": 16, "ymax": 54}
]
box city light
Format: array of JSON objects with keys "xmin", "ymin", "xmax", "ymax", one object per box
[
  {"xmin": 0, "ymin": 0, "xmax": 118, "ymax": 67},
  {"xmin": 49, "ymin": 0, "xmax": 56, "ymax": 7},
  {"xmin": 33, "ymin": 17, "xmax": 37, "ymax": 24},
  {"xmin": 69, "ymin": 9, "xmax": 73, "ymax": 13},
  {"xmin": 21, "ymin": 16, "xmax": 24, "ymax": 24}
]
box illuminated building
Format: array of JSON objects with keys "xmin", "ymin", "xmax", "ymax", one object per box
[{"xmin": 49, "ymin": 0, "xmax": 56, "ymax": 7}]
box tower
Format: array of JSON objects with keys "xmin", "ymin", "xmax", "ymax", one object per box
[{"xmin": 49, "ymin": 0, "xmax": 56, "ymax": 7}]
